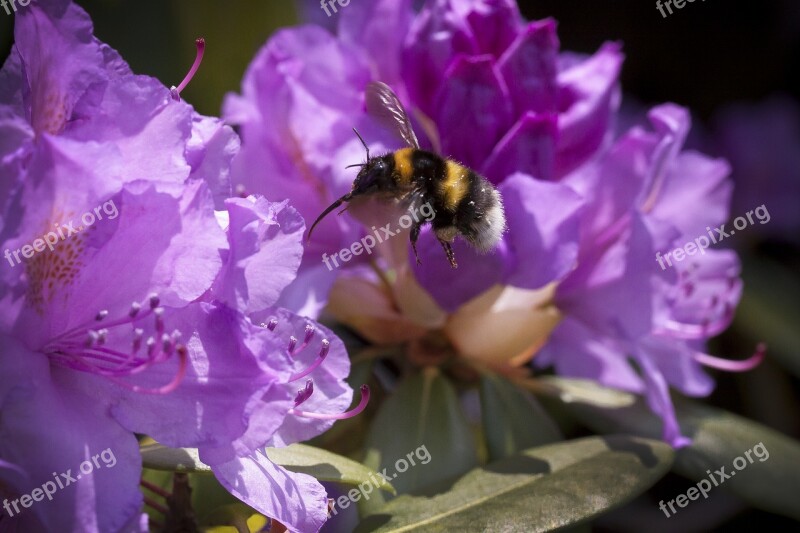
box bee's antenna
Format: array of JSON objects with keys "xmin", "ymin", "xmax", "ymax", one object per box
[{"xmin": 353, "ymin": 128, "xmax": 370, "ymax": 161}]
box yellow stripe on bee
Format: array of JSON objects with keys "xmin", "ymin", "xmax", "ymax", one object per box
[
  {"xmin": 393, "ymin": 147, "xmax": 415, "ymax": 187},
  {"xmin": 440, "ymin": 160, "xmax": 470, "ymax": 211}
]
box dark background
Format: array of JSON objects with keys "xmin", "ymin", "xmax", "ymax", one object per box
[
  {"xmin": 2, "ymin": 1, "xmax": 798, "ymax": 531},
  {"xmin": 2, "ymin": 0, "xmax": 798, "ymax": 118}
]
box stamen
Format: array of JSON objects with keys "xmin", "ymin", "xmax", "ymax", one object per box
[
  {"xmin": 694, "ymin": 343, "xmax": 766, "ymax": 372},
  {"xmin": 294, "ymin": 379, "xmax": 314, "ymax": 407},
  {"xmin": 113, "ymin": 345, "xmax": 188, "ymax": 394},
  {"xmin": 289, "ymin": 385, "xmax": 370, "ymax": 420},
  {"xmin": 288, "ymin": 339, "xmax": 329, "ymax": 382},
  {"xmin": 132, "ymin": 328, "xmax": 144, "ymax": 352},
  {"xmin": 287, "ymin": 336, "xmax": 298, "ymax": 355},
  {"xmin": 161, "ymin": 333, "xmax": 172, "ymax": 354},
  {"xmin": 85, "ymin": 330, "xmax": 99, "ymax": 347},
  {"xmin": 264, "ymin": 318, "xmax": 278, "ymax": 331},
  {"xmin": 42, "ymin": 295, "xmax": 188, "ymax": 395},
  {"xmin": 170, "ymin": 38, "xmax": 205, "ymax": 101}
]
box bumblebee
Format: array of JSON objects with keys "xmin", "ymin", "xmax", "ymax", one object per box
[{"xmin": 307, "ymin": 81, "xmax": 506, "ymax": 268}]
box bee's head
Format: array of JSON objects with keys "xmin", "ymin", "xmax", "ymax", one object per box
[
  {"xmin": 306, "ymin": 129, "xmax": 388, "ymax": 241},
  {"xmin": 351, "ymin": 157, "xmax": 390, "ymax": 196}
]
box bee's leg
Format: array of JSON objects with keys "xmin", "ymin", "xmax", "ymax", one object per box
[
  {"xmin": 438, "ymin": 239, "xmax": 458, "ymax": 269},
  {"xmin": 410, "ymin": 223, "xmax": 423, "ymax": 265}
]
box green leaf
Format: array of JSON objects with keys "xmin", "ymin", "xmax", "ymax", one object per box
[
  {"xmin": 356, "ymin": 435, "xmax": 673, "ymax": 532},
  {"xmin": 141, "ymin": 442, "xmax": 394, "ymax": 494},
  {"xmin": 735, "ymin": 256, "xmax": 800, "ymax": 377},
  {"xmin": 140, "ymin": 443, "xmax": 212, "ymax": 474},
  {"xmin": 480, "ymin": 373, "xmax": 563, "ymax": 461},
  {"xmin": 531, "ymin": 377, "xmax": 800, "ymax": 520},
  {"xmin": 363, "ymin": 368, "xmax": 479, "ymax": 496},
  {"xmin": 265, "ymin": 443, "xmax": 395, "ymax": 494}
]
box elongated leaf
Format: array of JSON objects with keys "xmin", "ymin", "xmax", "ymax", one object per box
[
  {"xmin": 529, "ymin": 377, "xmax": 800, "ymax": 520},
  {"xmin": 735, "ymin": 256, "xmax": 800, "ymax": 377},
  {"xmin": 480, "ymin": 373, "xmax": 563, "ymax": 461},
  {"xmin": 363, "ymin": 368, "xmax": 478, "ymax": 495},
  {"xmin": 141, "ymin": 443, "xmax": 212, "ymax": 473},
  {"xmin": 141, "ymin": 442, "xmax": 394, "ymax": 493},
  {"xmin": 356, "ymin": 435, "xmax": 673, "ymax": 532},
  {"xmin": 265, "ymin": 443, "xmax": 395, "ymax": 494}
]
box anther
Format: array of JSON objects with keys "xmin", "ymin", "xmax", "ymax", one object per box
[
  {"xmin": 154, "ymin": 308, "xmax": 165, "ymax": 333},
  {"xmin": 288, "ymin": 385, "xmax": 370, "ymax": 421},
  {"xmin": 288, "ymin": 336, "xmax": 298, "ymax": 354},
  {"xmin": 132, "ymin": 328, "xmax": 144, "ymax": 352},
  {"xmin": 85, "ymin": 330, "xmax": 99, "ymax": 347},
  {"xmin": 149, "ymin": 294, "xmax": 160, "ymax": 309},
  {"xmin": 129, "ymin": 302, "xmax": 141, "ymax": 318},
  {"xmin": 95, "ymin": 310, "xmax": 109, "ymax": 321},
  {"xmin": 288, "ymin": 339, "xmax": 330, "ymax": 382},
  {"xmin": 294, "ymin": 379, "xmax": 314, "ymax": 407},
  {"xmin": 162, "ymin": 333, "xmax": 172, "ymax": 353}
]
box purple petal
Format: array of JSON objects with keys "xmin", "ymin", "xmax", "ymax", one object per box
[
  {"xmin": 654, "ymin": 249, "xmax": 742, "ymax": 335},
  {"xmin": 0, "ymin": 336, "xmax": 143, "ymax": 532},
  {"xmin": 216, "ymin": 197, "xmax": 304, "ymax": 314},
  {"xmin": 6, "ymin": 178, "xmax": 226, "ymax": 348},
  {"xmin": 338, "ymin": 0, "xmax": 413, "ymax": 86},
  {"xmin": 275, "ymin": 264, "xmax": 338, "ymax": 319},
  {"xmin": 639, "ymin": 335, "xmax": 714, "ymax": 397},
  {"xmin": 186, "ymin": 115, "xmax": 239, "ymax": 208},
  {"xmin": 402, "ymin": 0, "xmax": 479, "ymax": 116},
  {"xmin": 500, "ymin": 173, "xmax": 583, "ymax": 289},
  {"xmin": 558, "ymin": 216, "xmax": 655, "ymax": 340},
  {"xmin": 556, "ymin": 42, "xmax": 623, "ymax": 177},
  {"xmin": 434, "ymin": 55, "xmax": 513, "ymax": 169},
  {"xmin": 252, "ymin": 308, "xmax": 353, "ymax": 447},
  {"xmin": 463, "ymin": 0, "xmax": 525, "ymax": 57},
  {"xmin": 412, "ymin": 229, "xmax": 510, "ymax": 313},
  {"xmin": 13, "ymin": 0, "xmax": 130, "ymax": 136},
  {"xmin": 204, "ymin": 450, "xmax": 328, "ymax": 533},
  {"xmin": 482, "ymin": 112, "xmax": 557, "ymax": 182},
  {"xmin": 106, "ymin": 302, "xmax": 293, "ymax": 451},
  {"xmin": 536, "ymin": 317, "xmax": 644, "ymax": 393},
  {"xmin": 632, "ymin": 349, "xmax": 692, "ymax": 448},
  {"xmin": 497, "ymin": 19, "xmax": 559, "ymax": 117}
]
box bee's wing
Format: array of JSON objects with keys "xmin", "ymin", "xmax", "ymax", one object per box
[{"xmin": 365, "ymin": 81, "xmax": 420, "ymax": 149}]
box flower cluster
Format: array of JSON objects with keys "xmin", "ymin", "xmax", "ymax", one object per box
[
  {"xmin": 0, "ymin": 1, "xmax": 363, "ymax": 531},
  {"xmin": 226, "ymin": 0, "xmax": 762, "ymax": 448}
]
